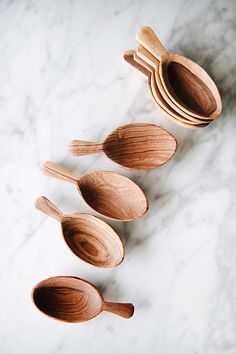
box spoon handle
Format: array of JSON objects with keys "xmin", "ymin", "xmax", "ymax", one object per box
[
  {"xmin": 69, "ymin": 141, "xmax": 103, "ymax": 156},
  {"xmin": 133, "ymin": 51, "xmax": 154, "ymax": 74},
  {"xmin": 43, "ymin": 161, "xmax": 78, "ymax": 185},
  {"xmin": 102, "ymin": 301, "xmax": 134, "ymax": 318},
  {"xmin": 123, "ymin": 50, "xmax": 150, "ymax": 77},
  {"xmin": 35, "ymin": 196, "xmax": 64, "ymax": 222},
  {"xmin": 136, "ymin": 26, "xmax": 168, "ymax": 60},
  {"xmin": 136, "ymin": 45, "xmax": 157, "ymax": 69}
]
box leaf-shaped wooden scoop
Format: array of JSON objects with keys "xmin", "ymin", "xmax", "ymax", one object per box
[
  {"xmin": 42, "ymin": 161, "xmax": 148, "ymax": 221},
  {"xmin": 136, "ymin": 26, "xmax": 222, "ymax": 119},
  {"xmin": 135, "ymin": 45, "xmax": 211, "ymax": 126},
  {"xmin": 32, "ymin": 276, "xmax": 134, "ymax": 323},
  {"xmin": 35, "ymin": 196, "xmax": 124, "ymax": 267},
  {"xmin": 69, "ymin": 123, "xmax": 177, "ymax": 170},
  {"xmin": 124, "ymin": 50, "xmax": 209, "ymax": 129}
]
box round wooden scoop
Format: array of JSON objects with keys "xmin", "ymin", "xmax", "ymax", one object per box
[
  {"xmin": 35, "ymin": 196, "xmax": 124, "ymax": 267},
  {"xmin": 136, "ymin": 26, "xmax": 222, "ymax": 120},
  {"xmin": 42, "ymin": 161, "xmax": 148, "ymax": 221},
  {"xmin": 32, "ymin": 276, "xmax": 134, "ymax": 323},
  {"xmin": 69, "ymin": 123, "xmax": 177, "ymax": 170}
]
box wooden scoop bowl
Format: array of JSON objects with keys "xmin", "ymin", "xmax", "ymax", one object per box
[
  {"xmin": 124, "ymin": 50, "xmax": 208, "ymax": 129},
  {"xmin": 69, "ymin": 123, "xmax": 177, "ymax": 170},
  {"xmin": 32, "ymin": 276, "xmax": 134, "ymax": 323},
  {"xmin": 35, "ymin": 196, "xmax": 124, "ymax": 267},
  {"xmin": 136, "ymin": 26, "xmax": 222, "ymax": 120},
  {"xmin": 135, "ymin": 47, "xmax": 210, "ymax": 125},
  {"xmin": 42, "ymin": 161, "xmax": 148, "ymax": 221}
]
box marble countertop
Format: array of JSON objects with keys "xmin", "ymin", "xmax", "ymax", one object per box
[{"xmin": 1, "ymin": 0, "xmax": 236, "ymax": 353}]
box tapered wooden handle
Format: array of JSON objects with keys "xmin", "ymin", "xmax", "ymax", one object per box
[
  {"xmin": 43, "ymin": 161, "xmax": 78, "ymax": 184},
  {"xmin": 102, "ymin": 302, "xmax": 134, "ymax": 318},
  {"xmin": 133, "ymin": 51, "xmax": 154, "ymax": 73},
  {"xmin": 136, "ymin": 26, "xmax": 168, "ymax": 60},
  {"xmin": 69, "ymin": 140, "xmax": 103, "ymax": 156},
  {"xmin": 136, "ymin": 45, "xmax": 157, "ymax": 69},
  {"xmin": 123, "ymin": 50, "xmax": 150, "ymax": 77},
  {"xmin": 35, "ymin": 196, "xmax": 64, "ymax": 222}
]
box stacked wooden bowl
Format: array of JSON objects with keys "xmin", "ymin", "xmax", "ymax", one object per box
[{"xmin": 124, "ymin": 26, "xmax": 222, "ymax": 129}]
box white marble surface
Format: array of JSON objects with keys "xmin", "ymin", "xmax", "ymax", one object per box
[{"xmin": 1, "ymin": 0, "xmax": 236, "ymax": 353}]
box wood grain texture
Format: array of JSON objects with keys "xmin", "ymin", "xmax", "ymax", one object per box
[
  {"xmin": 32, "ymin": 276, "xmax": 134, "ymax": 323},
  {"xmin": 78, "ymin": 170, "xmax": 148, "ymax": 220},
  {"xmin": 168, "ymin": 62, "xmax": 216, "ymax": 115},
  {"xmin": 103, "ymin": 123, "xmax": 177, "ymax": 169},
  {"xmin": 35, "ymin": 196, "xmax": 124, "ymax": 267},
  {"xmin": 42, "ymin": 162, "xmax": 148, "ymax": 221},
  {"xmin": 43, "ymin": 161, "xmax": 78, "ymax": 184},
  {"xmin": 102, "ymin": 301, "xmax": 134, "ymax": 318},
  {"xmin": 136, "ymin": 26, "xmax": 167, "ymax": 60},
  {"xmin": 67, "ymin": 141, "xmax": 103, "ymax": 156},
  {"xmin": 35, "ymin": 195, "xmax": 64, "ymax": 222},
  {"xmin": 136, "ymin": 45, "xmax": 211, "ymax": 124},
  {"xmin": 62, "ymin": 213, "xmax": 124, "ymax": 267},
  {"xmin": 136, "ymin": 26, "xmax": 222, "ymax": 119},
  {"xmin": 69, "ymin": 123, "xmax": 177, "ymax": 170},
  {"xmin": 131, "ymin": 49, "xmax": 209, "ymax": 129},
  {"xmin": 123, "ymin": 50, "xmax": 150, "ymax": 77},
  {"xmin": 134, "ymin": 49, "xmax": 208, "ymax": 126},
  {"xmin": 162, "ymin": 56, "xmax": 221, "ymax": 117}
]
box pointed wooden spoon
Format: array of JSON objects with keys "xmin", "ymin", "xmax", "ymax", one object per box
[
  {"xmin": 69, "ymin": 123, "xmax": 177, "ymax": 170},
  {"xmin": 32, "ymin": 276, "xmax": 134, "ymax": 323},
  {"xmin": 42, "ymin": 161, "xmax": 148, "ymax": 221},
  {"xmin": 35, "ymin": 196, "xmax": 124, "ymax": 267},
  {"xmin": 136, "ymin": 26, "xmax": 222, "ymax": 120}
]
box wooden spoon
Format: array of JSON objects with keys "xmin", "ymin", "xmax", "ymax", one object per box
[
  {"xmin": 42, "ymin": 161, "xmax": 148, "ymax": 221},
  {"xmin": 69, "ymin": 123, "xmax": 177, "ymax": 170},
  {"xmin": 35, "ymin": 196, "xmax": 124, "ymax": 267},
  {"xmin": 136, "ymin": 26, "xmax": 222, "ymax": 120},
  {"xmin": 124, "ymin": 50, "xmax": 208, "ymax": 129},
  {"xmin": 135, "ymin": 47, "xmax": 210, "ymax": 125},
  {"xmin": 32, "ymin": 276, "xmax": 134, "ymax": 323}
]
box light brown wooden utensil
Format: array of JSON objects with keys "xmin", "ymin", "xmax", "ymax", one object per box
[
  {"xmin": 42, "ymin": 161, "xmax": 148, "ymax": 221},
  {"xmin": 124, "ymin": 50, "xmax": 151, "ymax": 76},
  {"xmin": 134, "ymin": 50, "xmax": 209, "ymax": 128},
  {"xmin": 135, "ymin": 47, "xmax": 210, "ymax": 125},
  {"xmin": 69, "ymin": 123, "xmax": 177, "ymax": 170},
  {"xmin": 32, "ymin": 276, "xmax": 134, "ymax": 323},
  {"xmin": 124, "ymin": 50, "xmax": 208, "ymax": 129},
  {"xmin": 136, "ymin": 26, "xmax": 222, "ymax": 120},
  {"xmin": 124, "ymin": 49, "xmax": 157, "ymax": 107},
  {"xmin": 35, "ymin": 196, "xmax": 124, "ymax": 267}
]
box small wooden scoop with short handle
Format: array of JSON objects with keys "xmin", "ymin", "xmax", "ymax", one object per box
[
  {"xmin": 69, "ymin": 123, "xmax": 177, "ymax": 170},
  {"xmin": 42, "ymin": 161, "xmax": 148, "ymax": 221}
]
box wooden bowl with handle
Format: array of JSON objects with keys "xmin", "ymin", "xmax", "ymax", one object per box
[
  {"xmin": 42, "ymin": 161, "xmax": 148, "ymax": 221},
  {"xmin": 35, "ymin": 196, "xmax": 124, "ymax": 267},
  {"xmin": 32, "ymin": 276, "xmax": 134, "ymax": 323},
  {"xmin": 69, "ymin": 123, "xmax": 177, "ymax": 169},
  {"xmin": 136, "ymin": 26, "xmax": 222, "ymax": 120}
]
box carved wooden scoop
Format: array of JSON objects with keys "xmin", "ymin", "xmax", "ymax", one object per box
[
  {"xmin": 42, "ymin": 161, "xmax": 148, "ymax": 221},
  {"xmin": 35, "ymin": 196, "xmax": 124, "ymax": 267},
  {"xmin": 137, "ymin": 26, "xmax": 222, "ymax": 120},
  {"xmin": 69, "ymin": 123, "xmax": 177, "ymax": 170},
  {"xmin": 124, "ymin": 50, "xmax": 209, "ymax": 129},
  {"xmin": 32, "ymin": 276, "xmax": 134, "ymax": 323},
  {"xmin": 135, "ymin": 47, "xmax": 210, "ymax": 126}
]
